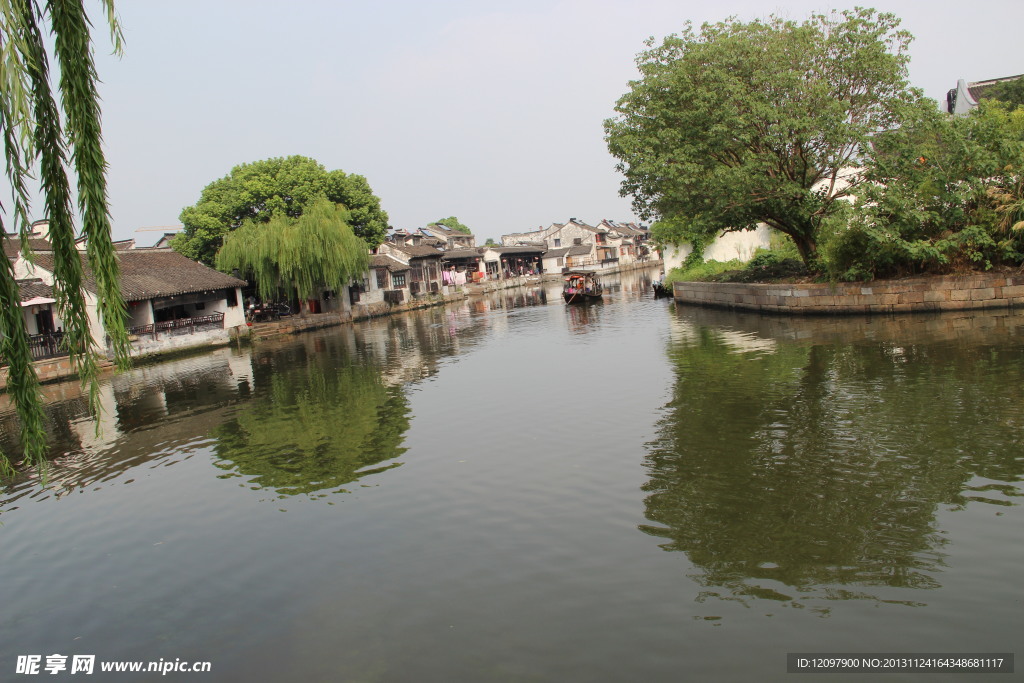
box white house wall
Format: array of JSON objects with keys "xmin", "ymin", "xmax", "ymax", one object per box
[{"xmin": 663, "ymin": 225, "xmax": 773, "ymax": 273}]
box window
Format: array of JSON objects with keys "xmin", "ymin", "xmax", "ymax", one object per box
[
  {"xmin": 553, "ymin": 238, "xmax": 561, "ymax": 247},
  {"xmin": 392, "ymin": 272, "xmax": 407, "ymax": 288},
  {"xmin": 225, "ymin": 288, "xmax": 238, "ymax": 307},
  {"xmin": 573, "ymin": 238, "xmax": 582, "ymax": 245},
  {"xmin": 556, "ymin": 257, "xmax": 564, "ymax": 267},
  {"xmin": 376, "ymin": 268, "xmax": 388, "ymax": 289}
]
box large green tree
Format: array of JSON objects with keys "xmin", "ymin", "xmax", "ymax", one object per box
[
  {"xmin": 605, "ymin": 8, "xmax": 919, "ymax": 269},
  {"xmin": 0, "ymin": 0, "xmax": 130, "ymax": 475},
  {"xmin": 172, "ymin": 155, "xmax": 389, "ymax": 265},
  {"xmin": 216, "ymin": 197, "xmax": 369, "ymax": 304}
]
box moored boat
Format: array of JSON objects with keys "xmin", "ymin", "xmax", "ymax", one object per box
[{"xmin": 563, "ymin": 270, "xmax": 603, "ymax": 303}]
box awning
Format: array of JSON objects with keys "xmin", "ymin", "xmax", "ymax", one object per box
[{"xmin": 21, "ymin": 296, "xmax": 56, "ymax": 307}]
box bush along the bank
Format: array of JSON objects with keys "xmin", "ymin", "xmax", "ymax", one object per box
[{"xmin": 825, "ymin": 101, "xmax": 1024, "ymax": 281}]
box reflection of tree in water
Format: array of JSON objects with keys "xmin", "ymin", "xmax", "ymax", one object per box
[
  {"xmin": 643, "ymin": 324, "xmax": 1024, "ymax": 605},
  {"xmin": 213, "ymin": 347, "xmax": 410, "ymax": 498}
]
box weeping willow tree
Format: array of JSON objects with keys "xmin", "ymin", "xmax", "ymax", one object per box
[
  {"xmin": 216, "ymin": 196, "xmax": 370, "ymax": 304},
  {"xmin": 0, "ymin": 0, "xmax": 130, "ymax": 476}
]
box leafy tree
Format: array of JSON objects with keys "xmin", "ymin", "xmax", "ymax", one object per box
[
  {"xmin": 827, "ymin": 100, "xmax": 1024, "ymax": 279},
  {"xmin": 605, "ymin": 8, "xmax": 919, "ymax": 269},
  {"xmin": 984, "ymin": 78, "xmax": 1024, "ymax": 109},
  {"xmin": 0, "ymin": 0, "xmax": 130, "ymax": 475},
  {"xmin": 483, "ymin": 237, "xmax": 497, "ymax": 246},
  {"xmin": 216, "ymin": 197, "xmax": 369, "ymax": 303},
  {"xmin": 430, "ymin": 216, "xmax": 471, "ymax": 234},
  {"xmin": 173, "ymin": 155, "xmax": 388, "ymax": 265}
]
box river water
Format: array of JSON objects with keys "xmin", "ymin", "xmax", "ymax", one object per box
[{"xmin": 1, "ymin": 267, "xmax": 1021, "ymax": 681}]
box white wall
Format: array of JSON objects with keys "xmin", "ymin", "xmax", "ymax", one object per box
[{"xmin": 663, "ymin": 225, "xmax": 773, "ymax": 273}]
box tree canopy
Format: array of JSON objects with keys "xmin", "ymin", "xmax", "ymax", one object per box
[
  {"xmin": 216, "ymin": 197, "xmax": 370, "ymax": 302},
  {"xmin": 430, "ymin": 216, "xmax": 471, "ymax": 234},
  {"xmin": 605, "ymin": 8, "xmax": 919, "ymax": 268},
  {"xmin": 0, "ymin": 0, "xmax": 130, "ymax": 475},
  {"xmin": 172, "ymin": 155, "xmax": 389, "ymax": 265},
  {"xmin": 826, "ymin": 100, "xmax": 1024, "ymax": 279},
  {"xmin": 984, "ymin": 78, "xmax": 1024, "ymax": 109}
]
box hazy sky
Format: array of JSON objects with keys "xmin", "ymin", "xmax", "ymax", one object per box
[{"xmin": 21, "ymin": 1, "xmax": 1024, "ymax": 243}]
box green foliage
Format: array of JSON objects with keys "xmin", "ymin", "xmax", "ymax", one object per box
[
  {"xmin": 0, "ymin": 0, "xmax": 129, "ymax": 476},
  {"xmin": 605, "ymin": 8, "xmax": 920, "ymax": 269},
  {"xmin": 214, "ymin": 360, "xmax": 410, "ymax": 498},
  {"xmin": 664, "ymin": 259, "xmax": 744, "ymax": 284},
  {"xmin": 483, "ymin": 237, "xmax": 497, "ymax": 246},
  {"xmin": 827, "ymin": 101, "xmax": 1024, "ymax": 280},
  {"xmin": 729, "ymin": 250, "xmax": 808, "ymax": 283},
  {"xmin": 216, "ymin": 197, "xmax": 369, "ymax": 302},
  {"xmin": 173, "ymin": 156, "xmax": 389, "ymax": 265},
  {"xmin": 984, "ymin": 78, "xmax": 1024, "ymax": 109},
  {"xmin": 431, "ymin": 216, "xmax": 471, "ymax": 234}
]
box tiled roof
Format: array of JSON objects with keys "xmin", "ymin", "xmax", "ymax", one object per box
[
  {"xmin": 492, "ymin": 245, "xmax": 546, "ymax": 254},
  {"xmin": 543, "ymin": 247, "xmax": 570, "ymax": 259},
  {"xmin": 15, "ymin": 279, "xmax": 53, "ymax": 302},
  {"xmin": 968, "ymin": 74, "xmax": 1023, "ymax": 101},
  {"xmin": 27, "ymin": 249, "xmax": 247, "ymax": 301},
  {"xmin": 389, "ymin": 243, "xmax": 444, "ymax": 259},
  {"xmin": 566, "ymin": 245, "xmax": 593, "ymax": 256},
  {"xmin": 442, "ymin": 248, "xmax": 483, "ymax": 260},
  {"xmin": 3, "ymin": 237, "xmax": 53, "ymax": 260},
  {"xmin": 370, "ymin": 254, "xmax": 409, "ymax": 271}
]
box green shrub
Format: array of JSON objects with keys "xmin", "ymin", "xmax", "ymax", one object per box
[{"xmin": 664, "ymin": 259, "xmax": 745, "ymax": 283}]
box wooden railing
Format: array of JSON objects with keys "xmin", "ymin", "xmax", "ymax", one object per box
[
  {"xmin": 27, "ymin": 332, "xmax": 67, "ymax": 361},
  {"xmin": 128, "ymin": 312, "xmax": 225, "ymax": 338}
]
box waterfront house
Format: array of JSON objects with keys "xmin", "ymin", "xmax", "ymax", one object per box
[
  {"xmin": 13, "ymin": 233, "xmax": 247, "ymax": 357},
  {"xmin": 441, "ymin": 248, "xmax": 485, "ymax": 282},
  {"xmin": 542, "ymin": 244, "xmax": 593, "ymax": 273},
  {"xmin": 501, "ymin": 218, "xmax": 653, "ymax": 274},
  {"xmin": 385, "ymin": 242, "xmax": 445, "ymax": 297}
]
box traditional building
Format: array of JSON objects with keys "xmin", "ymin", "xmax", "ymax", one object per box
[
  {"xmin": 12, "ymin": 232, "xmax": 247, "ymax": 357},
  {"xmin": 946, "ymin": 74, "xmax": 1023, "ymax": 115}
]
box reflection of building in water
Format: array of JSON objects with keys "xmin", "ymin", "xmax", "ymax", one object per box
[
  {"xmin": 666, "ymin": 314, "xmax": 778, "ymax": 355},
  {"xmin": 0, "ymin": 347, "xmax": 257, "ymax": 492}
]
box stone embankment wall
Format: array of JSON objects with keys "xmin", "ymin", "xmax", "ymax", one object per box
[{"xmin": 673, "ymin": 272, "xmax": 1024, "ymax": 315}]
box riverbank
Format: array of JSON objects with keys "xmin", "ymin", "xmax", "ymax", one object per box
[
  {"xmin": 673, "ymin": 270, "xmax": 1024, "ymax": 315},
  {"xmin": 5, "ymin": 264, "xmax": 663, "ymax": 390}
]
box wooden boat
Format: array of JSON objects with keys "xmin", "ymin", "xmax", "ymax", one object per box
[{"xmin": 563, "ymin": 271, "xmax": 603, "ymax": 303}]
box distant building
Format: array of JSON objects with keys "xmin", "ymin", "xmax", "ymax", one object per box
[
  {"xmin": 501, "ymin": 218, "xmax": 651, "ymax": 272},
  {"xmin": 947, "ymin": 74, "xmax": 1023, "ymax": 115}
]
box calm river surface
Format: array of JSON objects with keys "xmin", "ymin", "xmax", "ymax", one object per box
[{"xmin": 2, "ymin": 267, "xmax": 1022, "ymax": 681}]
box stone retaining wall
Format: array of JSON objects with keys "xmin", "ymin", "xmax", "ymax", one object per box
[{"xmin": 673, "ymin": 272, "xmax": 1024, "ymax": 315}]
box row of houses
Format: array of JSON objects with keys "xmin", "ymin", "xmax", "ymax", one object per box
[{"xmin": 5, "ymin": 217, "xmax": 653, "ymax": 367}]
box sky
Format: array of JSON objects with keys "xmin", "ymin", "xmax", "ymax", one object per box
[{"xmin": 12, "ymin": 0, "xmax": 1024, "ymax": 244}]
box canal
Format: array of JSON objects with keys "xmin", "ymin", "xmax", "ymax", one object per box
[{"xmin": 1, "ymin": 267, "xmax": 1021, "ymax": 681}]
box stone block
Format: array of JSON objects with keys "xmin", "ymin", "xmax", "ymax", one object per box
[
  {"xmin": 970, "ymin": 288, "xmax": 995, "ymax": 300},
  {"xmin": 949, "ymin": 289, "xmax": 971, "ymax": 301},
  {"xmin": 899, "ymin": 291, "xmax": 925, "ymax": 304}
]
